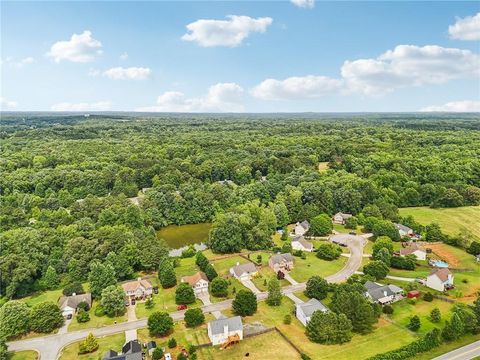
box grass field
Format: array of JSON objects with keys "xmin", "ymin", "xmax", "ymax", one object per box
[
  {"xmin": 58, "ymin": 333, "xmax": 125, "ymax": 360},
  {"xmin": 10, "ymin": 351, "xmax": 39, "ymax": 360},
  {"xmin": 399, "ymin": 206, "xmax": 480, "ymax": 240},
  {"xmin": 415, "ymin": 333, "xmax": 480, "ymax": 360},
  {"xmin": 289, "ymin": 252, "xmax": 348, "ymax": 283},
  {"xmin": 69, "ymin": 300, "xmax": 127, "ymax": 331}
]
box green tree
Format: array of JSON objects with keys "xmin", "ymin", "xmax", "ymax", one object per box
[
  {"xmin": 284, "ymin": 314, "xmax": 292, "ymax": 324},
  {"xmin": 372, "ymin": 236, "xmax": 394, "ymax": 257},
  {"xmin": 232, "ymin": 290, "xmax": 257, "ymax": 316},
  {"xmin": 152, "ymin": 348, "xmax": 164, "ymax": 360},
  {"xmin": 158, "ymin": 260, "xmax": 177, "ymax": 289},
  {"xmin": 209, "ymin": 277, "xmax": 229, "ymax": 297},
  {"xmin": 309, "ymin": 214, "xmax": 333, "ymax": 236},
  {"xmin": 195, "ymin": 252, "xmax": 209, "ymax": 271},
  {"xmin": 175, "ymin": 283, "xmax": 196, "ymax": 305},
  {"xmin": 0, "ymin": 337, "xmax": 8, "ymax": 360},
  {"xmin": 442, "ymin": 313, "xmax": 464, "ymax": 341},
  {"xmin": 430, "ymin": 308, "xmax": 441, "ymax": 323},
  {"xmin": 408, "ymin": 315, "xmax": 421, "ymax": 331},
  {"xmin": 168, "ymin": 337, "xmax": 177, "ymax": 348},
  {"xmin": 363, "ymin": 260, "xmax": 389, "ymax": 280},
  {"xmin": 316, "ymin": 243, "xmax": 342, "ymax": 261},
  {"xmin": 305, "ymin": 276, "xmax": 329, "ymax": 300},
  {"xmin": 30, "ymin": 301, "xmax": 64, "ymax": 333},
  {"xmin": 184, "ymin": 308, "xmax": 205, "ymax": 327},
  {"xmin": 467, "ymin": 241, "xmax": 480, "ymax": 255},
  {"xmin": 0, "ymin": 301, "xmax": 30, "ymax": 339},
  {"xmin": 88, "ymin": 260, "xmax": 116, "ymax": 299},
  {"xmin": 204, "ymin": 264, "xmax": 218, "ymax": 281},
  {"xmin": 100, "ymin": 285, "xmax": 126, "ymax": 317},
  {"xmin": 43, "ymin": 266, "xmax": 60, "ymax": 290},
  {"xmin": 344, "ymin": 216, "xmax": 358, "ymax": 229},
  {"xmin": 77, "ymin": 308, "xmax": 90, "ymax": 323},
  {"xmin": 266, "ymin": 277, "xmax": 282, "ymax": 306},
  {"xmin": 63, "ymin": 281, "xmax": 84, "ymax": 296},
  {"xmin": 372, "ymin": 221, "xmax": 400, "ymax": 241},
  {"xmin": 306, "ymin": 311, "xmax": 353, "ymax": 344},
  {"xmin": 148, "ymin": 312, "xmax": 174, "ymax": 337},
  {"xmin": 78, "ymin": 333, "xmax": 98, "ymax": 354},
  {"xmin": 331, "ymin": 290, "xmax": 376, "ymax": 334}
]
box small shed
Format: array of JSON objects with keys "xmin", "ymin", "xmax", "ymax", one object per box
[{"xmin": 407, "ymin": 290, "xmax": 420, "ymax": 299}]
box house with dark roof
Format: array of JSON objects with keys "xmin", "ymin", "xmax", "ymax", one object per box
[
  {"xmin": 295, "ymin": 298, "xmax": 328, "ymax": 326},
  {"xmin": 229, "ymin": 262, "xmax": 257, "ymax": 280},
  {"xmin": 426, "ymin": 268, "xmax": 454, "ymax": 292},
  {"xmin": 58, "ymin": 293, "xmax": 92, "ymax": 318},
  {"xmin": 181, "ymin": 271, "xmax": 209, "ymax": 296},
  {"xmin": 291, "ymin": 236, "xmax": 314, "ymax": 252},
  {"xmin": 207, "ymin": 316, "xmax": 243, "ymax": 346},
  {"xmin": 399, "ymin": 243, "xmax": 427, "ymax": 260},
  {"xmin": 332, "ymin": 212, "xmax": 353, "ymax": 225},
  {"xmin": 364, "ymin": 281, "xmax": 404, "ymax": 304},
  {"xmin": 294, "ymin": 220, "xmax": 310, "ymax": 236},
  {"xmin": 103, "ymin": 340, "xmax": 142, "ymax": 360},
  {"xmin": 269, "ymin": 253, "xmax": 294, "ymax": 272}
]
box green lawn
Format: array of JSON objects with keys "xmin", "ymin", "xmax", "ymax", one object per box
[
  {"xmin": 10, "ymin": 351, "xmax": 39, "ymax": 360},
  {"xmin": 175, "ymin": 257, "xmax": 199, "ymax": 280},
  {"xmin": 251, "ymin": 267, "xmax": 289, "ymax": 292},
  {"xmin": 399, "ymin": 206, "xmax": 480, "ymax": 240},
  {"xmin": 136, "ymin": 288, "xmax": 203, "ymax": 319},
  {"xmin": 333, "ymin": 223, "xmax": 360, "ymax": 234},
  {"xmin": 289, "ymin": 252, "xmax": 348, "ymax": 283},
  {"xmin": 22, "ymin": 288, "xmax": 64, "ymax": 307},
  {"xmin": 68, "ymin": 300, "xmax": 127, "ymax": 331},
  {"xmin": 210, "ymin": 255, "xmax": 250, "ymax": 276},
  {"xmin": 58, "ymin": 333, "xmax": 125, "ymax": 360}
]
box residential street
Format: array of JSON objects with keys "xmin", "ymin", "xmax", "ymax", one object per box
[{"xmin": 431, "ymin": 340, "xmax": 480, "ymax": 360}]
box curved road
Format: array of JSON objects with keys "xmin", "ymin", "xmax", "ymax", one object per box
[{"xmin": 7, "ymin": 236, "xmax": 366, "ymax": 359}]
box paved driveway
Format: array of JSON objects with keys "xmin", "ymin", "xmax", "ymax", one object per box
[
  {"xmin": 239, "ymin": 277, "xmax": 261, "ymax": 294},
  {"xmin": 284, "ymin": 273, "xmax": 298, "ymax": 285},
  {"xmin": 325, "ymin": 234, "xmax": 365, "ymax": 283},
  {"xmin": 285, "ymin": 293, "xmax": 303, "ymax": 304}
]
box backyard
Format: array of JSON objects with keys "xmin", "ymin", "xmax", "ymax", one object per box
[
  {"xmin": 58, "ymin": 333, "xmax": 125, "ymax": 360},
  {"xmin": 289, "ymin": 252, "xmax": 348, "ymax": 283}
]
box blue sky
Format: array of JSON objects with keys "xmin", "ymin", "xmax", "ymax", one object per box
[{"xmin": 1, "ymin": 1, "xmax": 479, "ymax": 112}]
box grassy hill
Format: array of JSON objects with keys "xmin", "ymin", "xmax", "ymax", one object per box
[{"xmin": 399, "ymin": 206, "xmax": 480, "ymax": 240}]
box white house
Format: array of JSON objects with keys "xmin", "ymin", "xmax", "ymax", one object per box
[
  {"xmin": 207, "ymin": 316, "xmax": 243, "ymax": 346},
  {"xmin": 121, "ymin": 278, "xmax": 153, "ymax": 299},
  {"xmin": 364, "ymin": 281, "xmax": 403, "ymax": 305},
  {"xmin": 399, "ymin": 243, "xmax": 427, "ymax": 261},
  {"xmin": 296, "ymin": 298, "xmax": 328, "ymax": 326},
  {"xmin": 181, "ymin": 271, "xmax": 209, "ymax": 296},
  {"xmin": 291, "ymin": 236, "xmax": 314, "ymax": 252},
  {"xmin": 294, "ymin": 220, "xmax": 310, "ymax": 236},
  {"xmin": 332, "ymin": 212, "xmax": 353, "ymax": 225},
  {"xmin": 426, "ymin": 268, "xmax": 454, "ymax": 292},
  {"xmin": 58, "ymin": 293, "xmax": 92, "ymax": 318},
  {"xmin": 230, "ymin": 262, "xmax": 257, "ymax": 280},
  {"xmin": 395, "ymin": 223, "xmax": 414, "ymax": 238}
]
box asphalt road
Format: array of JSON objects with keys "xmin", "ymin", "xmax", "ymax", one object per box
[
  {"xmin": 7, "ymin": 236, "xmax": 365, "ymax": 359},
  {"xmin": 432, "ymin": 340, "xmax": 480, "ymax": 360}
]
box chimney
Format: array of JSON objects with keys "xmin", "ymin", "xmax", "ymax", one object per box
[{"xmin": 223, "ymin": 324, "xmax": 229, "ymax": 338}]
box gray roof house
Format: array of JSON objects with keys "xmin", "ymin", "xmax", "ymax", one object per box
[
  {"xmin": 58, "ymin": 293, "xmax": 92, "ymax": 318},
  {"xmin": 207, "ymin": 316, "xmax": 244, "ymax": 346},
  {"xmin": 395, "ymin": 223, "xmax": 414, "ymax": 237},
  {"xmin": 230, "ymin": 262, "xmax": 258, "ymax": 279},
  {"xmin": 269, "ymin": 253, "xmax": 294, "ymax": 271},
  {"xmin": 294, "ymin": 220, "xmax": 310, "ymax": 236},
  {"xmin": 103, "ymin": 340, "xmax": 142, "ymax": 360},
  {"xmin": 296, "ymin": 298, "xmax": 328, "ymax": 326},
  {"xmin": 364, "ymin": 281, "xmax": 404, "ymax": 304},
  {"xmin": 291, "ymin": 236, "xmax": 314, "ymax": 252}
]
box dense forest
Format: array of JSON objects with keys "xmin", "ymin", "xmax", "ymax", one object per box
[{"xmin": 1, "ymin": 113, "xmax": 480, "ymax": 299}]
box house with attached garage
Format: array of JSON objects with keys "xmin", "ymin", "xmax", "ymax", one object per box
[
  {"xmin": 269, "ymin": 253, "xmax": 294, "ymax": 272},
  {"xmin": 291, "ymin": 236, "xmax": 314, "ymax": 252},
  {"xmin": 181, "ymin": 271, "xmax": 209, "ymax": 296},
  {"xmin": 121, "ymin": 278, "xmax": 153, "ymax": 299},
  {"xmin": 332, "ymin": 212, "xmax": 353, "ymax": 225},
  {"xmin": 364, "ymin": 281, "xmax": 404, "ymax": 305},
  {"xmin": 395, "ymin": 223, "xmax": 414, "ymax": 238},
  {"xmin": 294, "ymin": 220, "xmax": 310, "ymax": 236},
  {"xmin": 296, "ymin": 298, "xmax": 329, "ymax": 326},
  {"xmin": 58, "ymin": 293, "xmax": 92, "ymax": 318},
  {"xmin": 207, "ymin": 316, "xmax": 244, "ymax": 346},
  {"xmin": 426, "ymin": 268, "xmax": 454, "ymax": 292},
  {"xmin": 230, "ymin": 262, "xmax": 258, "ymax": 280},
  {"xmin": 399, "ymin": 243, "xmax": 427, "ymax": 261}
]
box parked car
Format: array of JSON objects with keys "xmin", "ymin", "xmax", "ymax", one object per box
[
  {"xmin": 177, "ymin": 304, "xmax": 187, "ymax": 310},
  {"xmin": 131, "ymin": 299, "xmax": 136, "ymax": 305},
  {"xmin": 125, "ymin": 300, "xmax": 130, "ymax": 306},
  {"xmin": 66, "ymin": 314, "xmax": 73, "ymax": 320}
]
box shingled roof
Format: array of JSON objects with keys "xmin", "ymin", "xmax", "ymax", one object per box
[
  {"xmin": 58, "ymin": 293, "xmax": 92, "ymax": 310},
  {"xmin": 208, "ymin": 316, "xmax": 243, "ymax": 335},
  {"xmin": 181, "ymin": 272, "xmax": 208, "ymax": 286},
  {"xmin": 230, "ymin": 263, "xmax": 257, "ymax": 277},
  {"xmin": 297, "ymin": 298, "xmax": 328, "ymax": 317},
  {"xmin": 428, "ymin": 268, "xmax": 452, "ymax": 282}
]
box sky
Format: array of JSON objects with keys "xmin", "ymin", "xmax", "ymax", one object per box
[{"xmin": 1, "ymin": 1, "xmax": 479, "ymax": 112}]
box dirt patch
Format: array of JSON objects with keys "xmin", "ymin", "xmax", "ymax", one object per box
[{"xmin": 427, "ymin": 244, "xmax": 461, "ymax": 267}]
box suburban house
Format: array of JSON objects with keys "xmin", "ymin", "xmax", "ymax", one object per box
[
  {"xmin": 296, "ymin": 298, "xmax": 328, "ymax": 326},
  {"xmin": 121, "ymin": 278, "xmax": 153, "ymax": 299},
  {"xmin": 364, "ymin": 281, "xmax": 404, "ymax": 305},
  {"xmin": 426, "ymin": 268, "xmax": 454, "ymax": 292},
  {"xmin": 207, "ymin": 316, "xmax": 244, "ymax": 346},
  {"xmin": 395, "ymin": 223, "xmax": 414, "ymax": 237},
  {"xmin": 58, "ymin": 293, "xmax": 92, "ymax": 318},
  {"xmin": 181, "ymin": 271, "xmax": 209, "ymax": 296},
  {"xmin": 103, "ymin": 340, "xmax": 142, "ymax": 360},
  {"xmin": 329, "ymin": 234, "xmax": 350, "ymax": 247},
  {"xmin": 269, "ymin": 253, "xmax": 294, "ymax": 272},
  {"xmin": 294, "ymin": 220, "xmax": 310, "ymax": 236},
  {"xmin": 332, "ymin": 212, "xmax": 353, "ymax": 225},
  {"xmin": 230, "ymin": 262, "xmax": 258, "ymax": 280},
  {"xmin": 399, "ymin": 243, "xmax": 427, "ymax": 261},
  {"xmin": 291, "ymin": 236, "xmax": 314, "ymax": 252}
]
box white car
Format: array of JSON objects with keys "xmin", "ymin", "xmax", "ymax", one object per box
[{"xmin": 164, "ymin": 353, "xmax": 172, "ymax": 360}]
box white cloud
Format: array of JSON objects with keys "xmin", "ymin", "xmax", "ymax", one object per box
[
  {"xmin": 420, "ymin": 100, "xmax": 480, "ymax": 112},
  {"xmin": 136, "ymin": 83, "xmax": 244, "ymax": 112},
  {"xmin": 2, "ymin": 56, "xmax": 35, "ymax": 68},
  {"xmin": 291, "ymin": 0, "xmax": 315, "ymax": 9},
  {"xmin": 251, "ymin": 75, "xmax": 343, "ymax": 100},
  {"xmin": 51, "ymin": 101, "xmax": 111, "ymax": 111},
  {"xmin": 47, "ymin": 30, "xmax": 102, "ymax": 63},
  {"xmin": 0, "ymin": 97, "xmax": 18, "ymax": 109},
  {"xmin": 181, "ymin": 15, "xmax": 273, "ymax": 47},
  {"xmin": 449, "ymin": 13, "xmax": 480, "ymax": 41},
  {"xmin": 341, "ymin": 45, "xmax": 480, "ymax": 95},
  {"xmin": 120, "ymin": 52, "xmax": 129, "ymax": 60},
  {"xmin": 103, "ymin": 67, "xmax": 151, "ymax": 80}
]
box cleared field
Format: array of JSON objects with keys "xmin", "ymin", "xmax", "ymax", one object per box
[
  {"xmin": 289, "ymin": 252, "xmax": 348, "ymax": 283},
  {"xmin": 399, "ymin": 206, "xmax": 480, "ymax": 240},
  {"xmin": 58, "ymin": 333, "xmax": 125, "ymax": 360},
  {"xmin": 10, "ymin": 351, "xmax": 39, "ymax": 360},
  {"xmin": 69, "ymin": 300, "xmax": 127, "ymax": 331},
  {"xmin": 318, "ymin": 162, "xmax": 330, "ymax": 172}
]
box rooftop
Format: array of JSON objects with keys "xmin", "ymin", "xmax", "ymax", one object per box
[
  {"xmin": 297, "ymin": 298, "xmax": 328, "ymax": 317},
  {"xmin": 181, "ymin": 271, "xmax": 208, "ymax": 286},
  {"xmin": 208, "ymin": 316, "xmax": 243, "ymax": 335},
  {"xmin": 231, "ymin": 262, "xmax": 257, "ymax": 277}
]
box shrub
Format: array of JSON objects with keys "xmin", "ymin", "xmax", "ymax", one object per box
[
  {"xmin": 430, "ymin": 308, "xmax": 441, "ymax": 323},
  {"xmin": 181, "ymin": 246, "xmax": 196, "ymax": 258},
  {"xmin": 423, "ymin": 292, "xmax": 434, "ymax": 302},
  {"xmin": 148, "ymin": 312, "xmax": 174, "ymax": 336},
  {"xmin": 382, "ymin": 305, "xmax": 394, "ymax": 314},
  {"xmin": 316, "ymin": 243, "xmax": 342, "ymax": 261},
  {"xmin": 209, "ymin": 277, "xmax": 229, "ymax": 297},
  {"xmin": 152, "ymin": 347, "xmax": 164, "ymax": 360},
  {"xmin": 94, "ymin": 305, "xmax": 105, "ymax": 317},
  {"xmin": 168, "ymin": 337, "xmax": 177, "ymax": 348},
  {"xmin": 408, "ymin": 315, "xmax": 421, "ymax": 331},
  {"xmin": 145, "ymin": 297, "xmax": 154, "ymax": 309},
  {"xmin": 77, "ymin": 300, "xmax": 90, "ymax": 312},
  {"xmin": 284, "ymin": 314, "xmax": 292, "ymax": 324},
  {"xmin": 177, "ymin": 353, "xmax": 187, "ymax": 360},
  {"xmin": 77, "ymin": 309, "xmax": 90, "ymax": 323},
  {"xmin": 184, "ymin": 308, "xmax": 205, "ymax": 328},
  {"xmin": 78, "ymin": 333, "xmax": 98, "ymax": 354}
]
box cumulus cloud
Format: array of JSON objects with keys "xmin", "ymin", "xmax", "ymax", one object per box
[
  {"xmin": 420, "ymin": 100, "xmax": 480, "ymax": 112},
  {"xmin": 449, "ymin": 12, "xmax": 480, "ymax": 41},
  {"xmin": 0, "ymin": 97, "xmax": 18, "ymax": 109},
  {"xmin": 103, "ymin": 67, "xmax": 151, "ymax": 80},
  {"xmin": 251, "ymin": 75, "xmax": 343, "ymax": 100},
  {"xmin": 181, "ymin": 15, "xmax": 273, "ymax": 47},
  {"xmin": 291, "ymin": 0, "xmax": 315, "ymax": 9},
  {"xmin": 136, "ymin": 83, "xmax": 244, "ymax": 112},
  {"xmin": 47, "ymin": 30, "xmax": 102, "ymax": 63},
  {"xmin": 51, "ymin": 101, "xmax": 111, "ymax": 111},
  {"xmin": 341, "ymin": 45, "xmax": 480, "ymax": 95}
]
